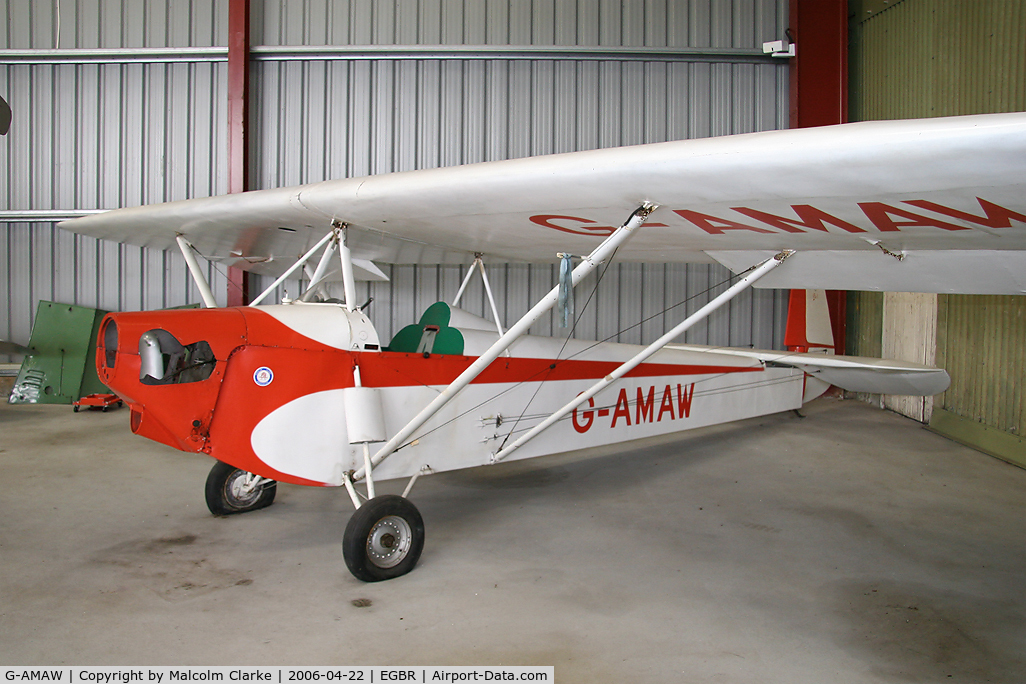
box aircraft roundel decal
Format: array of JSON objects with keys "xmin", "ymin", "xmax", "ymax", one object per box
[{"xmin": 253, "ymin": 366, "xmax": 274, "ymax": 387}]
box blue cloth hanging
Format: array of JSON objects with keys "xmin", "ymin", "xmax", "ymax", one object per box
[{"xmin": 558, "ymin": 253, "xmax": 575, "ymax": 328}]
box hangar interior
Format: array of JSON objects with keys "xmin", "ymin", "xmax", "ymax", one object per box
[
  {"xmin": 1, "ymin": 0, "xmax": 792, "ymax": 355},
  {"xmin": 1, "ymin": 0, "xmax": 1025, "ymax": 680}
]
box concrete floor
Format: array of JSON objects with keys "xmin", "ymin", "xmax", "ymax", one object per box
[{"xmin": 1, "ymin": 397, "xmax": 1024, "ymax": 682}]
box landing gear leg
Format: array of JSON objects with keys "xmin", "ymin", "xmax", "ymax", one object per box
[
  {"xmin": 204, "ymin": 460, "xmax": 277, "ymax": 515},
  {"xmin": 342, "ymin": 495, "xmax": 424, "ymax": 582}
]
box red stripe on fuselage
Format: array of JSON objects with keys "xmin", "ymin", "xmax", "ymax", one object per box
[
  {"xmin": 241, "ymin": 308, "xmax": 761, "ymax": 385},
  {"xmin": 112, "ymin": 306, "xmax": 763, "ymax": 486},
  {"xmin": 355, "ymin": 351, "xmax": 760, "ymax": 388}
]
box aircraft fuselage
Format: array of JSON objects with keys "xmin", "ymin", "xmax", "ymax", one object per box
[{"xmin": 97, "ymin": 303, "xmax": 806, "ymax": 486}]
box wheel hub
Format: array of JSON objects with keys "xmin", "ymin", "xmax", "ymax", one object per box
[
  {"xmin": 225, "ymin": 471, "xmax": 261, "ymax": 507},
  {"xmin": 366, "ymin": 516, "xmax": 412, "ymax": 568}
]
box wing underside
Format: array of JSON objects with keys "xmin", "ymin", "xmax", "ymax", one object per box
[{"xmin": 59, "ymin": 113, "xmax": 1026, "ymax": 294}]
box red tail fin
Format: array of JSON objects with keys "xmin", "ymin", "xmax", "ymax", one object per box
[{"xmin": 786, "ymin": 289, "xmax": 844, "ymax": 354}]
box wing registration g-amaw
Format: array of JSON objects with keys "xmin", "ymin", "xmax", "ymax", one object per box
[
  {"xmin": 57, "ymin": 113, "xmax": 1026, "ymax": 582},
  {"xmin": 64, "ymin": 112, "xmax": 1026, "ymax": 294}
]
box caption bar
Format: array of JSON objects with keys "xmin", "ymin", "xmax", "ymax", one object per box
[{"xmin": 3, "ymin": 668, "xmax": 552, "ymax": 684}]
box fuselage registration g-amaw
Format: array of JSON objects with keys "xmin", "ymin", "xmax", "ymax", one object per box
[{"xmin": 60, "ymin": 113, "xmax": 1026, "ymax": 582}]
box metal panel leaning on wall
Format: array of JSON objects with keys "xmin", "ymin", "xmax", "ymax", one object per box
[{"xmin": 1, "ymin": 0, "xmax": 792, "ymax": 362}]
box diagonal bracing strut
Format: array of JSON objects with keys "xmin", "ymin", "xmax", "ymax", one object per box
[
  {"xmin": 490, "ymin": 249, "xmax": 796, "ymax": 463},
  {"xmin": 249, "ymin": 227, "xmax": 338, "ymax": 306},
  {"xmin": 453, "ymin": 255, "xmax": 506, "ymax": 338},
  {"xmin": 351, "ymin": 203, "xmax": 658, "ymax": 483},
  {"xmin": 176, "ymin": 236, "xmax": 218, "ymax": 308}
]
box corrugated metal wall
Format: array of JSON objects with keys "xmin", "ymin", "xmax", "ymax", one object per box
[
  {"xmin": 252, "ymin": 58, "xmax": 785, "ymax": 181},
  {"xmin": 250, "ymin": 0, "xmax": 783, "ymax": 48},
  {"xmin": 1, "ymin": 0, "xmax": 791, "ymax": 361},
  {"xmin": 845, "ymin": 289, "xmax": 882, "ymax": 405},
  {"xmin": 1, "ymin": 1, "xmax": 228, "ymax": 48},
  {"xmin": 937, "ymin": 295, "xmax": 1026, "ymax": 440},
  {"xmin": 850, "ymin": 0, "xmax": 1026, "ymax": 120},
  {"xmin": 0, "ymin": 57, "xmax": 231, "ymax": 349},
  {"xmin": 848, "ymin": 0, "xmax": 1026, "ymax": 445}
]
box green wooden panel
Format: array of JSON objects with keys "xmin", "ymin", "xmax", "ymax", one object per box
[{"xmin": 9, "ymin": 301, "xmax": 109, "ymax": 404}]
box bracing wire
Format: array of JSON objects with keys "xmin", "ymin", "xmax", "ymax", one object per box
[
  {"xmin": 396, "ymin": 263, "xmax": 761, "ymax": 452},
  {"xmin": 496, "ymin": 244, "xmax": 623, "ymax": 451},
  {"xmin": 208, "ymin": 238, "xmax": 781, "ymax": 456}
]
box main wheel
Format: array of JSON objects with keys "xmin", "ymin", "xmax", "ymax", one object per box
[
  {"xmin": 343, "ymin": 495, "xmax": 425, "ymax": 582},
  {"xmin": 204, "ymin": 460, "xmax": 277, "ymax": 516}
]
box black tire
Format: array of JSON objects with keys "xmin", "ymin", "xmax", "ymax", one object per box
[
  {"xmin": 204, "ymin": 460, "xmax": 277, "ymax": 516},
  {"xmin": 73, "ymin": 405, "xmax": 79, "ymax": 413},
  {"xmin": 343, "ymin": 495, "xmax": 425, "ymax": 582}
]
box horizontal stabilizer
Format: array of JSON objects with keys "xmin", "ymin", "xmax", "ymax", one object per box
[{"xmin": 667, "ymin": 345, "xmax": 951, "ymax": 396}]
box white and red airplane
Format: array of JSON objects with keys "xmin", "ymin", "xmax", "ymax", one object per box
[{"xmin": 61, "ymin": 112, "xmax": 1026, "ymax": 582}]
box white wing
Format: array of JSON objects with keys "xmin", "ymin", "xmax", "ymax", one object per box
[{"xmin": 60, "ymin": 112, "xmax": 1026, "ymax": 294}]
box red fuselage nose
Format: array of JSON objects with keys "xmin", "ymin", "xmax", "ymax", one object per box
[
  {"xmin": 97, "ymin": 308, "xmax": 248, "ymax": 452},
  {"xmin": 94, "ymin": 304, "xmax": 378, "ymax": 487}
]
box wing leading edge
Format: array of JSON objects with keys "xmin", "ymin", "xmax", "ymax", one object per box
[{"xmin": 60, "ymin": 112, "xmax": 1026, "ymax": 294}]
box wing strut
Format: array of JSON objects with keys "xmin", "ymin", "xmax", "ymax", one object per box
[
  {"xmin": 299, "ymin": 224, "xmax": 342, "ymax": 302},
  {"xmin": 176, "ymin": 236, "xmax": 218, "ymax": 308},
  {"xmin": 338, "ymin": 222, "xmax": 359, "ymax": 311},
  {"xmin": 453, "ymin": 254, "xmax": 506, "ymax": 337},
  {"xmin": 351, "ymin": 203, "xmax": 658, "ymax": 484},
  {"xmin": 490, "ymin": 249, "xmax": 796, "ymax": 463},
  {"xmin": 249, "ymin": 226, "xmax": 339, "ymax": 306}
]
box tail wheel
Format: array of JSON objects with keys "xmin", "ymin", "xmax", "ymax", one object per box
[
  {"xmin": 343, "ymin": 495, "xmax": 425, "ymax": 582},
  {"xmin": 204, "ymin": 460, "xmax": 277, "ymax": 516}
]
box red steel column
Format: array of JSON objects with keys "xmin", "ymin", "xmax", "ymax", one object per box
[
  {"xmin": 789, "ymin": 0, "xmax": 848, "ymax": 351},
  {"xmin": 789, "ymin": 0, "xmax": 848, "ymax": 128},
  {"xmin": 226, "ymin": 0, "xmax": 250, "ymax": 306}
]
